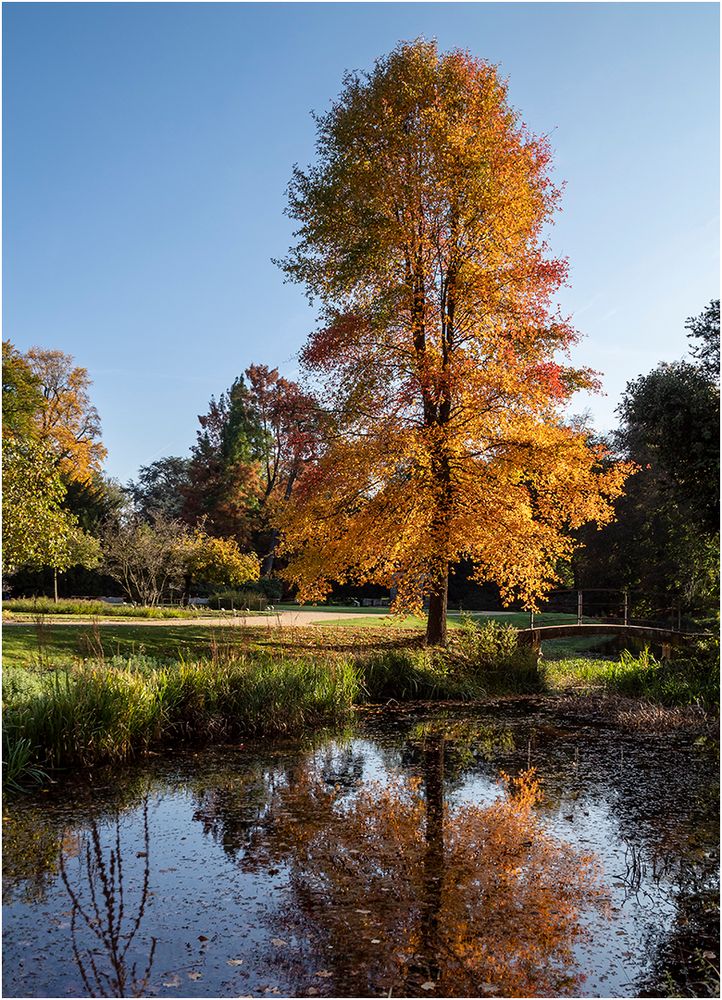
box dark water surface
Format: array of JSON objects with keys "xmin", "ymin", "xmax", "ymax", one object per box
[{"xmin": 3, "ymin": 702, "xmax": 719, "ymax": 998}]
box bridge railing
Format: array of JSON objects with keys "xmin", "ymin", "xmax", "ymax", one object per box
[{"xmin": 525, "ymin": 588, "xmax": 711, "ymax": 633}]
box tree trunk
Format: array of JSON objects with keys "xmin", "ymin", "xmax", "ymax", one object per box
[
  {"xmin": 261, "ymin": 528, "xmax": 280, "ymax": 578},
  {"xmin": 426, "ymin": 571, "xmax": 448, "ymax": 645},
  {"xmin": 261, "ymin": 467, "xmax": 298, "ymax": 577},
  {"xmin": 182, "ymin": 574, "xmax": 192, "ymax": 607},
  {"xmin": 53, "ymin": 568, "xmax": 59, "ymax": 604}
]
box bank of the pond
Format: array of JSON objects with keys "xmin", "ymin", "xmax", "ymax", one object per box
[{"xmin": 4, "ymin": 629, "xmax": 718, "ymax": 793}]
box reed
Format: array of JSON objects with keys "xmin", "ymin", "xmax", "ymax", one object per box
[{"xmin": 3, "ymin": 651, "xmax": 360, "ymax": 778}]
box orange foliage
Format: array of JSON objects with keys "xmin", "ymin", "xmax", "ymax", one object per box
[{"xmin": 277, "ymin": 41, "xmax": 632, "ymax": 640}]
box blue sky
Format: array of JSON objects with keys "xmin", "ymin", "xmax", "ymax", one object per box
[{"xmin": 4, "ymin": 2, "xmax": 719, "ymax": 484}]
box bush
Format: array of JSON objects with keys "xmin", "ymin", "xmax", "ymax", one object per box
[
  {"xmin": 207, "ymin": 588, "xmax": 270, "ymax": 611},
  {"xmin": 359, "ymin": 648, "xmax": 481, "ymax": 701},
  {"xmin": 454, "ymin": 615, "xmax": 534, "ymax": 667}
]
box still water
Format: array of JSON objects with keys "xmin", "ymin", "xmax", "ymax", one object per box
[{"xmin": 3, "ymin": 702, "xmax": 719, "ymax": 998}]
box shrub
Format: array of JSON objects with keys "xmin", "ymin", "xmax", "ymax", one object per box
[
  {"xmin": 359, "ymin": 648, "xmax": 480, "ymax": 701},
  {"xmin": 207, "ymin": 589, "xmax": 270, "ymax": 611},
  {"xmin": 454, "ymin": 615, "xmax": 528, "ymax": 666}
]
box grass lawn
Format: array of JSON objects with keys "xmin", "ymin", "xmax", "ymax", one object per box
[{"xmin": 2, "ymin": 613, "xmax": 608, "ymax": 671}]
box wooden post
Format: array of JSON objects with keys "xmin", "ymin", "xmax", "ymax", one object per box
[{"xmin": 577, "ymin": 590, "xmax": 583, "ymax": 625}]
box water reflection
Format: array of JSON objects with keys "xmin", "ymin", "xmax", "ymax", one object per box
[
  {"xmin": 235, "ymin": 736, "xmax": 610, "ymax": 997},
  {"xmin": 2, "ymin": 707, "xmax": 718, "ymax": 999},
  {"xmin": 59, "ymin": 800, "xmax": 156, "ymax": 998}
]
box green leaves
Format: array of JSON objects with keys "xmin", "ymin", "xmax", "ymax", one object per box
[{"xmin": 2, "ymin": 441, "xmax": 78, "ymax": 574}]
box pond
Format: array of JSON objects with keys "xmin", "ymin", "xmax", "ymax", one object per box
[{"xmin": 3, "ymin": 701, "xmax": 719, "ymax": 998}]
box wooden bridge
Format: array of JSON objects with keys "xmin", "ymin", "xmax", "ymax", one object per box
[{"xmin": 517, "ymin": 622, "xmax": 705, "ymax": 656}]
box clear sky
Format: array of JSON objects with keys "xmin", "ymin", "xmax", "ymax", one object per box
[{"xmin": 4, "ymin": 2, "xmax": 719, "ymax": 484}]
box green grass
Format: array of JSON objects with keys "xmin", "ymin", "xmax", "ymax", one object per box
[
  {"xmin": 1, "ymin": 615, "xmax": 591, "ymax": 670},
  {"xmin": 2, "ymin": 597, "xmax": 207, "ymax": 618},
  {"xmin": 1, "ymin": 623, "xmax": 234, "ymax": 668},
  {"xmin": 542, "ymin": 643, "xmax": 720, "ymax": 710},
  {"xmin": 318, "ymin": 611, "xmax": 580, "ymax": 629}
]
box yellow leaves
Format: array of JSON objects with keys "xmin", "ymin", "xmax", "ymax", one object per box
[
  {"xmin": 277, "ymin": 41, "xmax": 633, "ymax": 620},
  {"xmin": 185, "ymin": 532, "xmax": 260, "ymax": 587},
  {"xmin": 25, "ymin": 347, "xmax": 106, "ymax": 485}
]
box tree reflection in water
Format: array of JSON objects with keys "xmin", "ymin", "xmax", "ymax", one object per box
[
  {"xmin": 59, "ymin": 799, "xmax": 156, "ymax": 998},
  {"xmin": 242, "ymin": 740, "xmax": 611, "ymax": 998}
]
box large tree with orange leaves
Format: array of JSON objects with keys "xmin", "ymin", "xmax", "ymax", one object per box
[{"xmin": 278, "ymin": 40, "xmax": 629, "ymax": 643}]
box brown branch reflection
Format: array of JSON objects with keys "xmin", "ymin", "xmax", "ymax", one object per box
[
  {"xmin": 59, "ymin": 799, "xmax": 157, "ymax": 998},
  {"xmin": 243, "ymin": 745, "xmax": 611, "ymax": 997}
]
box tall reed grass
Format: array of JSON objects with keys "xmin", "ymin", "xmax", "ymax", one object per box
[
  {"xmin": 542, "ymin": 643, "xmax": 719, "ymax": 709},
  {"xmin": 3, "ymin": 652, "xmax": 360, "ymax": 780}
]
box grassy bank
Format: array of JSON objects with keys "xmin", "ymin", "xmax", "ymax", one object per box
[
  {"xmin": 3, "ymin": 652, "xmax": 359, "ymax": 789},
  {"xmin": 3, "ymin": 617, "xmax": 716, "ymax": 791},
  {"xmin": 542, "ymin": 642, "xmax": 720, "ymax": 709},
  {"xmin": 2, "ymin": 620, "xmax": 540, "ymax": 787}
]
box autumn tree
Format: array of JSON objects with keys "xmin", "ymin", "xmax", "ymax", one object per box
[
  {"xmin": 25, "ymin": 347, "xmax": 107, "ymax": 485},
  {"xmin": 101, "ymin": 512, "xmax": 259, "ymax": 606},
  {"xmin": 2, "ymin": 342, "xmax": 111, "ymax": 595},
  {"xmin": 245, "ymin": 364, "xmax": 322, "ymax": 573},
  {"xmin": 180, "ymin": 530, "xmax": 260, "ymax": 605},
  {"xmin": 277, "ymin": 40, "xmax": 629, "ymax": 644},
  {"xmin": 182, "ymin": 369, "xmax": 320, "ymax": 571}
]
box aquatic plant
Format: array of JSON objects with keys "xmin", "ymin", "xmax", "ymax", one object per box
[{"xmin": 2, "ymin": 731, "xmax": 47, "ymax": 793}]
